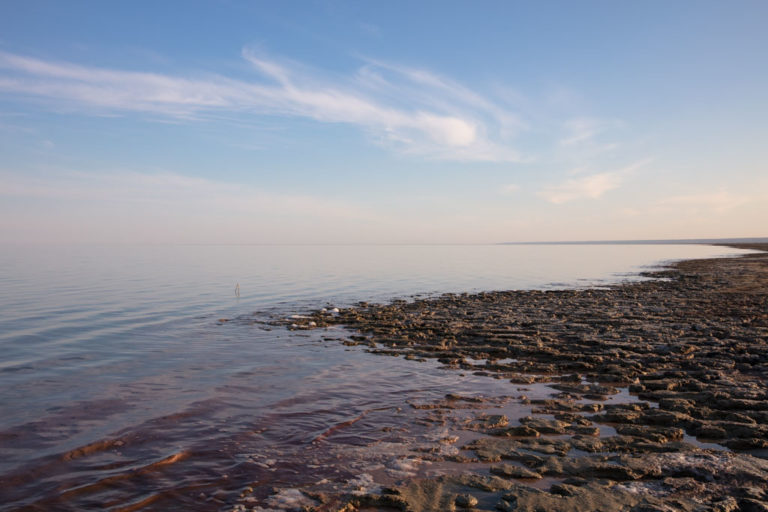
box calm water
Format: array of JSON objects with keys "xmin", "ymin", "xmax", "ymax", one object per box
[{"xmin": 0, "ymin": 244, "xmax": 751, "ymax": 510}]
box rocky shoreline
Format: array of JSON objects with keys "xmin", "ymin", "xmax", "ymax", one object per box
[{"xmin": 269, "ymin": 245, "xmax": 768, "ymax": 512}]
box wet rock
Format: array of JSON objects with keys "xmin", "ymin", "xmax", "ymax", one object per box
[
  {"xmin": 591, "ymin": 410, "xmax": 642, "ymax": 424},
  {"xmin": 509, "ymin": 375, "xmax": 538, "ymax": 384},
  {"xmin": 639, "ymin": 379, "xmax": 679, "ymax": 391},
  {"xmin": 710, "ymin": 497, "xmax": 740, "ymax": 512},
  {"xmin": 302, "ymin": 246, "xmax": 768, "ymax": 510},
  {"xmin": 468, "ymin": 414, "xmax": 509, "ymax": 430},
  {"xmin": 629, "ymin": 502, "xmax": 679, "ymax": 512},
  {"xmin": 717, "ymin": 398, "xmax": 768, "ymax": 411},
  {"xmin": 721, "ymin": 422, "xmax": 768, "ymax": 439},
  {"xmin": 519, "ymin": 416, "xmax": 569, "ymax": 434},
  {"xmin": 579, "ymin": 402, "xmax": 604, "ymax": 413},
  {"xmin": 551, "ymin": 383, "xmax": 619, "ymax": 397},
  {"xmin": 725, "ymin": 412, "xmax": 758, "ymax": 424},
  {"xmin": 740, "ymin": 486, "xmax": 768, "ymax": 501},
  {"xmin": 695, "ymin": 424, "xmax": 727, "ymax": 438},
  {"xmin": 725, "ymin": 437, "xmax": 768, "ymax": 450},
  {"xmin": 614, "ymin": 425, "xmax": 684, "ymax": 443},
  {"xmin": 658, "ymin": 398, "xmax": 695, "ymax": 413},
  {"xmin": 489, "ymin": 464, "xmax": 542, "ymax": 479},
  {"xmin": 739, "ymin": 499, "xmax": 768, "ymax": 512},
  {"xmin": 604, "ymin": 402, "xmax": 651, "ymax": 412},
  {"xmin": 451, "ymin": 473, "xmax": 512, "ymax": 492},
  {"xmin": 495, "ymin": 481, "xmax": 646, "ymax": 512},
  {"xmin": 445, "ymin": 454, "xmax": 477, "ymax": 464},
  {"xmin": 569, "ymin": 435, "xmax": 607, "ymax": 453},
  {"xmin": 554, "ymin": 412, "xmax": 591, "ymax": 424},
  {"xmin": 570, "ymin": 425, "xmax": 601, "ymax": 436},
  {"xmin": 548, "ymin": 485, "xmax": 580, "ymax": 499},
  {"xmin": 358, "ymin": 479, "xmax": 454, "ymax": 511},
  {"xmin": 454, "ymin": 493, "xmax": 477, "ymax": 509},
  {"xmin": 538, "ymin": 456, "xmax": 646, "ymax": 480},
  {"xmin": 499, "ymin": 425, "xmax": 540, "ymax": 437},
  {"xmin": 464, "ymin": 437, "xmax": 568, "ymax": 462},
  {"xmin": 636, "ymin": 410, "xmax": 693, "ymax": 427},
  {"xmin": 445, "ymin": 393, "xmax": 484, "ymax": 403}
]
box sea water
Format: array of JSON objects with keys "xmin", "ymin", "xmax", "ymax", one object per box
[{"xmin": 0, "ymin": 244, "xmax": 751, "ymax": 509}]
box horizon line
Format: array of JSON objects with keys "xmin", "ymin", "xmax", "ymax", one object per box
[{"xmin": 1, "ymin": 236, "xmax": 767, "ymax": 248}]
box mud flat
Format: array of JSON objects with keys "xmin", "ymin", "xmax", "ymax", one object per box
[{"xmin": 263, "ymin": 245, "xmax": 768, "ymax": 512}]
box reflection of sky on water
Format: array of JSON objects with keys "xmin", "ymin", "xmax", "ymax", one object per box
[{"xmin": 0, "ymin": 244, "xmax": 750, "ymax": 508}]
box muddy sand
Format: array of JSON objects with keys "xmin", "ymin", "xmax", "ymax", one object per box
[{"xmin": 256, "ymin": 245, "xmax": 768, "ymax": 512}]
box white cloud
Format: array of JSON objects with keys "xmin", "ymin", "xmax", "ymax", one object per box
[
  {"xmin": 539, "ymin": 172, "xmax": 623, "ymax": 204},
  {"xmin": 539, "ymin": 159, "xmax": 650, "ymax": 204},
  {"xmin": 0, "ymin": 50, "xmax": 525, "ymax": 162},
  {"xmin": 355, "ymin": 58, "xmax": 528, "ymax": 139}
]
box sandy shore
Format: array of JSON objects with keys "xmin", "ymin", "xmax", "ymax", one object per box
[{"xmin": 261, "ymin": 244, "xmax": 768, "ymax": 512}]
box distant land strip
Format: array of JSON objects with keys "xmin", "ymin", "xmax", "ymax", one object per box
[{"xmin": 500, "ymin": 237, "xmax": 768, "ymax": 245}]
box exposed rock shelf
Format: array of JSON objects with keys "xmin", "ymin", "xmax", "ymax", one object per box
[{"xmin": 265, "ymin": 245, "xmax": 768, "ymax": 511}]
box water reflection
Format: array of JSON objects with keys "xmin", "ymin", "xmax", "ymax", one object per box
[{"xmin": 0, "ymin": 244, "xmax": 752, "ymax": 509}]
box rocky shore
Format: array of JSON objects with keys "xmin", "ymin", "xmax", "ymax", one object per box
[{"xmin": 272, "ymin": 245, "xmax": 768, "ymax": 512}]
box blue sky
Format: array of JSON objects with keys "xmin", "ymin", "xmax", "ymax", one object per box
[{"xmin": 0, "ymin": 0, "xmax": 766, "ymax": 244}]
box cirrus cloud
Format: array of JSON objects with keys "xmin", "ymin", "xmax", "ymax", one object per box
[
  {"xmin": 538, "ymin": 159, "xmax": 651, "ymax": 204},
  {"xmin": 538, "ymin": 172, "xmax": 623, "ymax": 204},
  {"xmin": 0, "ymin": 49, "xmax": 524, "ymax": 162}
]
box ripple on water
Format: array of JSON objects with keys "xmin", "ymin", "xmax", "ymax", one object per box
[{"xmin": 0, "ymin": 244, "xmax": 752, "ymax": 509}]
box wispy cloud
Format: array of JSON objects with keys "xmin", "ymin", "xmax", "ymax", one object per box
[
  {"xmin": 356, "ymin": 58, "xmax": 518, "ymax": 123},
  {"xmin": 560, "ymin": 118, "xmax": 606, "ymax": 146},
  {"xmin": 500, "ymin": 183, "xmax": 520, "ymax": 194},
  {"xmin": 539, "ymin": 159, "xmax": 650, "ymax": 204},
  {"xmin": 657, "ymin": 191, "xmax": 750, "ymax": 213},
  {"xmin": 0, "ymin": 49, "xmax": 525, "ymax": 162},
  {"xmin": 539, "ymin": 172, "xmax": 623, "ymax": 204},
  {"xmin": 620, "ymin": 189, "xmax": 757, "ymax": 220},
  {"xmin": 557, "ymin": 117, "xmax": 623, "ymax": 161}
]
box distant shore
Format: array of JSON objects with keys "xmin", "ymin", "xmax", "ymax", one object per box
[
  {"xmin": 500, "ymin": 237, "xmax": 768, "ymax": 246},
  {"xmin": 270, "ymin": 243, "xmax": 768, "ymax": 511}
]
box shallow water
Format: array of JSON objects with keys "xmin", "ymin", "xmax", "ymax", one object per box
[{"xmin": 0, "ymin": 244, "xmax": 751, "ymax": 510}]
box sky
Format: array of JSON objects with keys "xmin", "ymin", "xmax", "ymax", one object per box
[{"xmin": 0, "ymin": 0, "xmax": 766, "ymax": 244}]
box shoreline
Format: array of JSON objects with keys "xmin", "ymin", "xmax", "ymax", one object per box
[{"xmin": 269, "ymin": 244, "xmax": 768, "ymax": 511}]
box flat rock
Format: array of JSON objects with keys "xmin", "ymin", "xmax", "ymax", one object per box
[{"xmin": 490, "ymin": 464, "xmax": 542, "ymax": 480}]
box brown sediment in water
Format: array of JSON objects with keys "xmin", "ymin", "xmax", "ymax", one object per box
[{"xmin": 272, "ymin": 244, "xmax": 768, "ymax": 511}]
